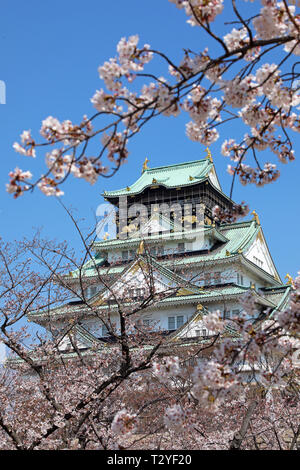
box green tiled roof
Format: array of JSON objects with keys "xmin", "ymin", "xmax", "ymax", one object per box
[
  {"xmin": 103, "ymin": 158, "xmax": 216, "ymax": 198},
  {"xmin": 166, "ymin": 220, "xmax": 259, "ymax": 263},
  {"xmin": 161, "ymin": 285, "xmax": 250, "ymax": 304},
  {"xmin": 66, "ymin": 219, "xmax": 281, "ymax": 289},
  {"xmin": 92, "ymin": 225, "xmax": 228, "ymax": 251},
  {"xmin": 263, "ymin": 285, "xmax": 291, "ymax": 315},
  {"xmin": 68, "ymin": 252, "xmax": 107, "ymax": 278},
  {"xmin": 28, "ymin": 284, "xmax": 265, "ymax": 323},
  {"xmin": 217, "ymin": 220, "xmax": 259, "ymax": 257},
  {"xmin": 67, "ymin": 220, "xmax": 259, "ymax": 279}
]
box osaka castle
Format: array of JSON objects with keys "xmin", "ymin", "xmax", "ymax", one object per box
[{"xmin": 28, "ymin": 151, "xmax": 291, "ymax": 353}]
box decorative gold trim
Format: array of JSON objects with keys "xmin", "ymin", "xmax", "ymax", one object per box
[
  {"xmin": 206, "ymin": 147, "xmax": 213, "ymax": 163},
  {"xmin": 285, "ymin": 273, "xmax": 293, "ymax": 285},
  {"xmin": 137, "ymin": 240, "xmax": 145, "ymax": 255},
  {"xmin": 251, "ymin": 210, "xmax": 260, "ymax": 225},
  {"xmin": 176, "ymin": 288, "xmax": 195, "ymax": 296},
  {"xmin": 142, "ymin": 157, "xmax": 149, "ymax": 173}
]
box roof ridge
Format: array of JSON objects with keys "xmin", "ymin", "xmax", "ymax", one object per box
[
  {"xmin": 220, "ymin": 220, "xmax": 253, "ymax": 229},
  {"xmin": 144, "ymin": 158, "xmax": 209, "ymax": 172}
]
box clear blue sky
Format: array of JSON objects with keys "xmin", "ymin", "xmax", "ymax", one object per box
[{"xmin": 0, "ymin": 0, "xmax": 299, "ymax": 280}]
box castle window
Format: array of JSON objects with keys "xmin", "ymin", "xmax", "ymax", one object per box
[
  {"xmin": 168, "ymin": 316, "xmax": 175, "ymax": 330},
  {"xmin": 122, "ymin": 251, "xmax": 129, "ymax": 261},
  {"xmin": 128, "ymin": 287, "xmax": 146, "ymax": 300},
  {"xmin": 237, "ymin": 273, "xmax": 244, "ymax": 285},
  {"xmin": 149, "ymin": 246, "xmax": 164, "ymax": 256},
  {"xmin": 178, "ymin": 243, "xmax": 185, "ymax": 253},
  {"xmin": 168, "ymin": 315, "xmax": 184, "ymax": 330},
  {"xmin": 253, "ymin": 256, "xmax": 263, "ymax": 268}
]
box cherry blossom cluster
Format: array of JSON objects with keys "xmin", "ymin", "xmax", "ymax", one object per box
[
  {"xmin": 6, "ymin": 168, "xmax": 33, "ymax": 198},
  {"xmin": 221, "ymin": 139, "xmax": 245, "ymax": 161},
  {"xmin": 223, "ymin": 75, "xmax": 258, "ymax": 109},
  {"xmin": 98, "ymin": 35, "xmax": 153, "ymax": 91},
  {"xmin": 140, "ymin": 80, "xmax": 180, "ymax": 117},
  {"xmin": 0, "ymin": 236, "xmax": 299, "ymax": 449},
  {"xmin": 13, "ymin": 130, "xmax": 36, "ymax": 158},
  {"xmin": 101, "ymin": 131, "xmax": 129, "ymax": 164},
  {"xmin": 90, "ymin": 89, "xmax": 122, "ymax": 114},
  {"xmin": 111, "ymin": 408, "xmax": 137, "ymax": 435},
  {"xmin": 152, "ymin": 356, "xmax": 181, "ymax": 383},
  {"xmin": 37, "ymin": 177, "xmax": 65, "ymax": 197},
  {"xmin": 183, "ymin": 85, "xmax": 221, "ymax": 145},
  {"xmin": 40, "ymin": 115, "xmax": 93, "ymax": 146},
  {"xmin": 253, "ymin": 1, "xmax": 295, "ymax": 41},
  {"xmin": 169, "ymin": 49, "xmax": 210, "ymax": 80},
  {"xmin": 169, "ymin": 0, "xmax": 224, "ymax": 26},
  {"xmin": 223, "ymin": 27, "xmax": 261, "ymax": 62},
  {"xmin": 164, "ymin": 404, "xmax": 186, "ymax": 431},
  {"xmin": 8, "ymin": 0, "xmax": 300, "ymax": 200},
  {"xmin": 212, "ymin": 202, "xmax": 250, "ymax": 223},
  {"xmin": 191, "ymin": 359, "xmax": 239, "ymax": 411},
  {"xmin": 227, "ymin": 162, "xmax": 280, "ymax": 186}
]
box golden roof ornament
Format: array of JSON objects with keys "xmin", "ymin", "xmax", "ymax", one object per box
[
  {"xmin": 137, "ymin": 240, "xmax": 145, "ymax": 255},
  {"xmin": 251, "ymin": 210, "xmax": 260, "ymax": 225},
  {"xmin": 196, "ymin": 303, "xmax": 203, "ymax": 311},
  {"xmin": 206, "ymin": 147, "xmax": 213, "ymax": 163},
  {"xmin": 142, "ymin": 157, "xmax": 149, "ymax": 173},
  {"xmin": 103, "ymin": 232, "xmax": 109, "ymax": 240},
  {"xmin": 285, "ymin": 273, "xmax": 293, "ymax": 285},
  {"xmin": 126, "ymin": 186, "xmax": 131, "ymax": 191}
]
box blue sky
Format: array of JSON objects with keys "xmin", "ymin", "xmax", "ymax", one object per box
[{"xmin": 0, "ymin": 0, "xmax": 299, "ymax": 280}]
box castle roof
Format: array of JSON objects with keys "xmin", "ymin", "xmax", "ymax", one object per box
[
  {"xmin": 103, "ymin": 157, "xmax": 230, "ymax": 200},
  {"xmin": 67, "ymin": 219, "xmax": 281, "ymax": 284}
]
